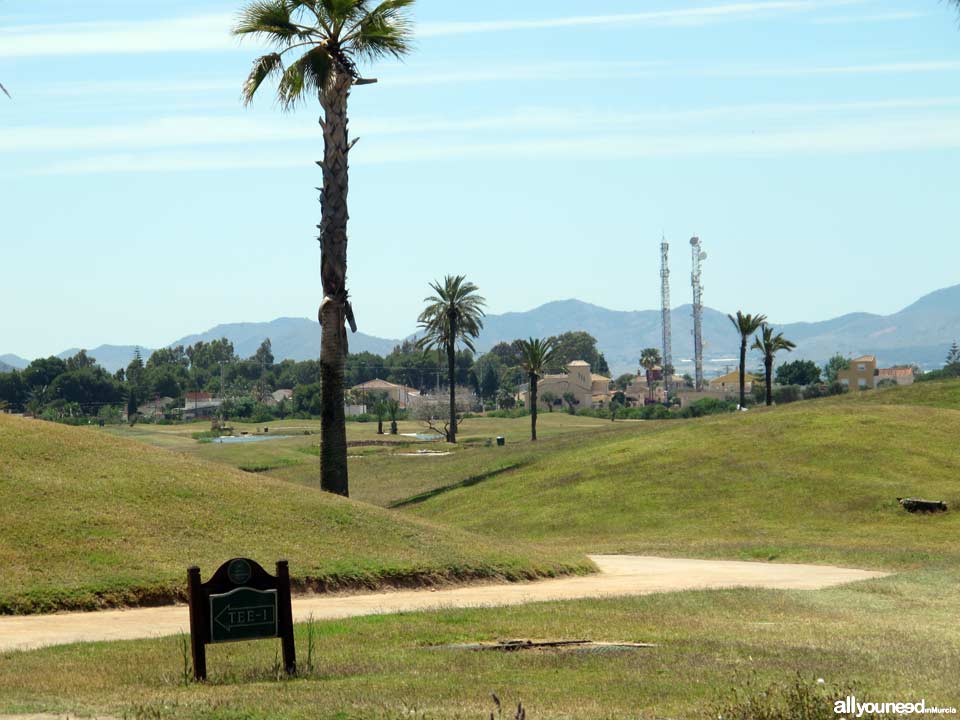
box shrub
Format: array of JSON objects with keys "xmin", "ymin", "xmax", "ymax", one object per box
[
  {"xmin": 646, "ymin": 403, "xmax": 674, "ymax": 420},
  {"xmin": 484, "ymin": 408, "xmax": 529, "ymax": 419},
  {"xmin": 773, "ymin": 385, "xmax": 802, "ymax": 404},
  {"xmin": 828, "ymin": 380, "xmax": 847, "ymax": 395},
  {"xmin": 803, "ymin": 384, "xmax": 828, "ymax": 400},
  {"xmin": 686, "ymin": 397, "xmax": 736, "ymax": 418}
]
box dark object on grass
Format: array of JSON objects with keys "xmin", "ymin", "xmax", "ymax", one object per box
[
  {"xmin": 440, "ymin": 639, "xmax": 656, "ymax": 653},
  {"xmin": 898, "ymin": 497, "xmax": 948, "ymax": 513},
  {"xmin": 497, "ymin": 436, "xmax": 505, "ymax": 446}
]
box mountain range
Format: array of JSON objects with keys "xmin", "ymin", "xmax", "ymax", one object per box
[{"xmin": 3, "ymin": 284, "xmax": 959, "ymax": 377}]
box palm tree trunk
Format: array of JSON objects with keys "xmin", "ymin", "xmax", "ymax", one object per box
[
  {"xmin": 318, "ymin": 71, "xmax": 353, "ymax": 497},
  {"xmin": 446, "ymin": 311, "xmax": 458, "ymax": 443},
  {"xmin": 447, "ymin": 336, "xmax": 457, "ymax": 444},
  {"xmin": 530, "ymin": 371, "xmax": 538, "ymax": 441},
  {"xmin": 765, "ymin": 356, "xmax": 773, "ymax": 407},
  {"xmin": 739, "ymin": 339, "xmax": 747, "ymax": 408}
]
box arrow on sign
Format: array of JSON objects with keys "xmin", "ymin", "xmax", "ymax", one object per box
[{"xmin": 214, "ymin": 603, "xmax": 276, "ymax": 632}]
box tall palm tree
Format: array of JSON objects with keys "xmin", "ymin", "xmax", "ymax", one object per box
[
  {"xmin": 235, "ymin": 0, "xmax": 415, "ymax": 498},
  {"xmin": 639, "ymin": 347, "xmax": 662, "ymax": 404},
  {"xmin": 751, "ymin": 324, "xmax": 796, "ymax": 407},
  {"xmin": 517, "ymin": 338, "xmax": 557, "ymax": 441},
  {"xmin": 728, "ymin": 311, "xmax": 767, "ymax": 408},
  {"xmin": 416, "ymin": 276, "xmax": 486, "ymax": 443}
]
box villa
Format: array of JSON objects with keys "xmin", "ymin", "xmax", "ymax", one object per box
[{"xmin": 522, "ymin": 360, "xmax": 612, "ymax": 410}]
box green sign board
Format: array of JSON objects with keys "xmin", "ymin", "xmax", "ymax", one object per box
[
  {"xmin": 209, "ymin": 587, "xmax": 278, "ymax": 643},
  {"xmin": 187, "ymin": 558, "xmax": 296, "ymax": 681}
]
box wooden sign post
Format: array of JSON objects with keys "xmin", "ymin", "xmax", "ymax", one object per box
[{"xmin": 186, "ymin": 558, "xmax": 296, "ymax": 682}]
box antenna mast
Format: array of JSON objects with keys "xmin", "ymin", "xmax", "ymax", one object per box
[
  {"xmin": 690, "ymin": 236, "xmax": 706, "ymax": 391},
  {"xmin": 660, "ymin": 238, "xmax": 673, "ymax": 397}
]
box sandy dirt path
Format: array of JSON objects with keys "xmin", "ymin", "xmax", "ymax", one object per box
[{"xmin": 0, "ymin": 555, "xmax": 886, "ymax": 653}]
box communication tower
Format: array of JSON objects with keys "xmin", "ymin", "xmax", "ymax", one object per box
[{"xmin": 690, "ymin": 237, "xmax": 707, "ymax": 391}]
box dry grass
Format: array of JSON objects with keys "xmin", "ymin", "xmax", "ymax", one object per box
[{"xmin": 0, "ymin": 415, "xmax": 590, "ymax": 614}]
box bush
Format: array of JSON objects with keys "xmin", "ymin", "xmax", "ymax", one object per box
[
  {"xmin": 828, "ymin": 380, "xmax": 847, "ymax": 395},
  {"xmin": 751, "ymin": 384, "xmax": 767, "ymax": 405},
  {"xmin": 773, "ymin": 385, "xmax": 802, "ymax": 404},
  {"xmin": 646, "ymin": 403, "xmax": 674, "ymax": 420},
  {"xmin": 484, "ymin": 408, "xmax": 529, "ymax": 419},
  {"xmin": 802, "ymin": 384, "xmax": 828, "ymax": 400},
  {"xmin": 684, "ymin": 397, "xmax": 737, "ymax": 418},
  {"xmin": 250, "ymin": 403, "xmax": 277, "ymax": 424}
]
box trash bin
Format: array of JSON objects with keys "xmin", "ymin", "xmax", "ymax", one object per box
[{"xmin": 496, "ymin": 436, "xmax": 505, "ymax": 447}]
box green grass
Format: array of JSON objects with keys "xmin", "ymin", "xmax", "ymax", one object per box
[
  {"xmin": 2, "ymin": 568, "xmax": 958, "ymax": 719},
  {"xmin": 104, "ymin": 414, "xmax": 616, "ymax": 508},
  {"xmin": 0, "ymin": 415, "xmax": 591, "ymax": 614},
  {"xmin": 7, "ymin": 383, "xmax": 960, "ymax": 717},
  {"xmin": 833, "ymin": 377, "xmax": 960, "ymax": 411},
  {"xmin": 407, "ymin": 390, "xmax": 960, "ymax": 571}
]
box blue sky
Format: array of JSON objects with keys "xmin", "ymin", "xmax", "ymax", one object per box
[{"xmin": 2, "ymin": 0, "xmax": 959, "ymax": 359}]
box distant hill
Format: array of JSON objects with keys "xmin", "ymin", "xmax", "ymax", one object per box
[
  {"xmin": 0, "ymin": 360, "xmax": 13, "ymax": 374},
  {"xmin": 58, "ymin": 346, "xmax": 148, "ymax": 374},
  {"xmin": 169, "ymin": 317, "xmax": 399, "ymax": 363},
  {"xmin": 0, "ymin": 354, "xmax": 28, "ymax": 370},
  {"xmin": 473, "ymin": 285, "xmax": 960, "ymax": 374},
  {"xmin": 472, "ymin": 299, "xmax": 740, "ymax": 375},
  {"xmin": 4, "ymin": 284, "xmax": 959, "ymax": 375},
  {"xmin": 776, "ymin": 284, "xmax": 960, "ymax": 370}
]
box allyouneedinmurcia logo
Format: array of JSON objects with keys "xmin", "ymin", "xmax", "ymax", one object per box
[{"xmin": 835, "ymin": 696, "xmax": 958, "ymax": 717}]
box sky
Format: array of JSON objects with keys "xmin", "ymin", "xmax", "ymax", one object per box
[{"xmin": 2, "ymin": 0, "xmax": 960, "ymax": 359}]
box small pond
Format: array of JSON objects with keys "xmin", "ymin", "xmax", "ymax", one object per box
[{"xmin": 213, "ymin": 435, "xmax": 293, "ymax": 445}]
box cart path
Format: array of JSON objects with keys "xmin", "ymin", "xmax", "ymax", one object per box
[{"xmin": 0, "ymin": 555, "xmax": 887, "ymax": 653}]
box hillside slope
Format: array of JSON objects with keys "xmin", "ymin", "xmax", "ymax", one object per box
[
  {"xmin": 409, "ymin": 387, "xmax": 960, "ymax": 570},
  {"xmin": 0, "ymin": 415, "xmax": 590, "ymax": 614}
]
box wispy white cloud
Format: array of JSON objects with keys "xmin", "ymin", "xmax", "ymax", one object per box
[
  {"xmin": 417, "ymin": 0, "xmax": 871, "ymax": 36},
  {"xmin": 32, "ymin": 113, "xmax": 960, "ymax": 176},
  {"xmin": 705, "ymin": 59, "xmax": 960, "ymax": 77},
  {"xmin": 23, "ymin": 55, "xmax": 960, "ymax": 107},
  {"xmin": 0, "ymin": 14, "xmax": 236, "ymax": 57},
  {"xmin": 7, "ymin": 97, "xmax": 960, "ymax": 155},
  {"xmin": 812, "ymin": 11, "xmax": 927, "ymax": 24},
  {"xmin": 14, "ymin": 96, "xmax": 960, "ymax": 175},
  {"xmin": 0, "ymin": 1, "xmax": 871, "ymax": 58}
]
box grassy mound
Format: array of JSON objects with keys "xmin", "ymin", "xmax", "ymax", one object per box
[
  {"xmin": 0, "ymin": 415, "xmax": 591, "ymax": 614},
  {"xmin": 409, "ymin": 399, "xmax": 960, "ymax": 569},
  {"xmin": 833, "ymin": 376, "xmax": 960, "ymax": 411}
]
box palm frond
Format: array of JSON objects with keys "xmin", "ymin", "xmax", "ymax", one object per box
[
  {"xmin": 0, "ymin": 82, "xmax": 9, "ymax": 99},
  {"xmin": 320, "ymin": 0, "xmax": 367, "ymax": 30},
  {"xmin": 415, "ymin": 275, "xmax": 486, "ymax": 354},
  {"xmin": 346, "ymin": 0, "xmax": 415, "ymax": 61},
  {"xmin": 234, "ymin": 0, "xmax": 314, "ymax": 44},
  {"xmin": 518, "ymin": 338, "xmax": 558, "ymax": 379},
  {"xmin": 752, "ymin": 324, "xmax": 795, "ymax": 357},
  {"xmin": 241, "ymin": 53, "xmax": 284, "ymax": 105},
  {"xmin": 728, "ymin": 311, "xmax": 767, "ymax": 336},
  {"xmin": 277, "ymin": 46, "xmax": 333, "ymax": 109}
]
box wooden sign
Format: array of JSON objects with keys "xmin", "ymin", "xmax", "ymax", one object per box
[{"xmin": 186, "ymin": 558, "xmax": 296, "ymax": 681}]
